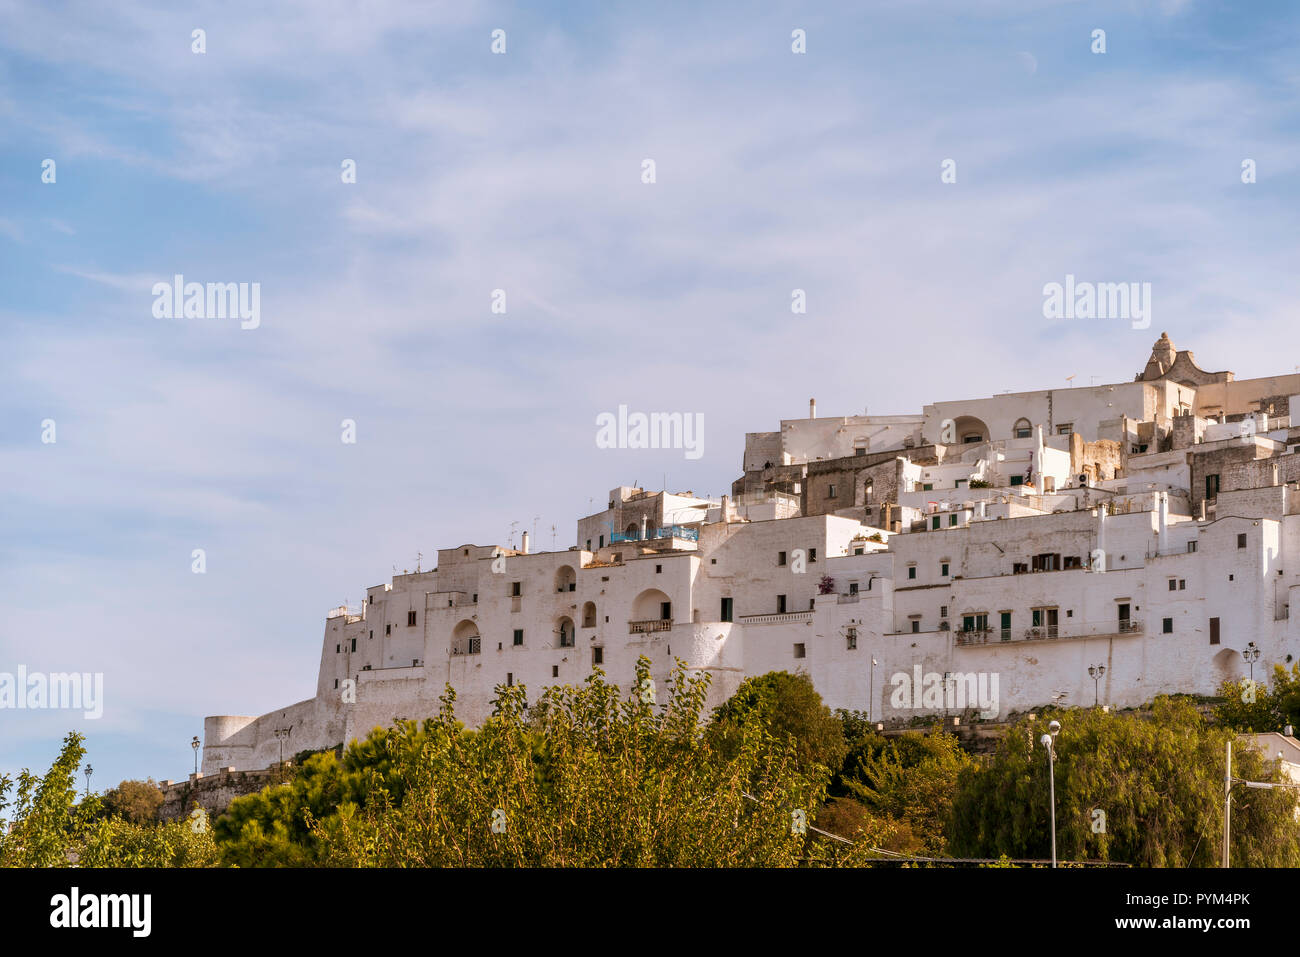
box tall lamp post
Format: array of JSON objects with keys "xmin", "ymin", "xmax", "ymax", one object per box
[
  {"xmin": 869, "ymin": 657, "xmax": 878, "ymax": 723},
  {"xmin": 1088, "ymin": 663, "xmax": 1106, "ymax": 707},
  {"xmin": 1040, "ymin": 720, "xmax": 1061, "ymax": 868},
  {"xmin": 192, "ymin": 735, "xmax": 200, "ymax": 775},
  {"xmin": 1242, "ymin": 643, "xmax": 1261, "ymax": 684},
  {"xmin": 274, "ymin": 727, "xmax": 292, "ymax": 777},
  {"xmin": 83, "ymin": 764, "xmax": 92, "ymax": 798}
]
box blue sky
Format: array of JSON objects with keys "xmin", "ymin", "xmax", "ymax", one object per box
[{"xmin": 2, "ymin": 0, "xmax": 1299, "ymax": 789}]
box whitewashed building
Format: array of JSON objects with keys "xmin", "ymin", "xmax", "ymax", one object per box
[{"xmin": 203, "ymin": 335, "xmax": 1300, "ymax": 772}]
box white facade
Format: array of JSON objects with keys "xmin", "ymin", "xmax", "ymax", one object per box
[{"xmin": 203, "ymin": 337, "xmax": 1300, "ymax": 772}]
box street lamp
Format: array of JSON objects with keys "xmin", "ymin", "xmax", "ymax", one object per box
[
  {"xmin": 1242, "ymin": 642, "xmax": 1261, "ymax": 683},
  {"xmin": 83, "ymin": 764, "xmax": 92, "ymax": 798},
  {"xmin": 1040, "ymin": 719, "xmax": 1061, "ymax": 868},
  {"xmin": 192, "ymin": 735, "xmax": 200, "ymax": 775},
  {"xmin": 1088, "ymin": 663, "xmax": 1106, "ymax": 706},
  {"xmin": 870, "ymin": 657, "xmax": 878, "ymax": 723},
  {"xmin": 274, "ymin": 727, "xmax": 292, "ymax": 772}
]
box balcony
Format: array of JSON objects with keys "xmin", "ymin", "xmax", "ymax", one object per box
[
  {"xmin": 738, "ymin": 611, "xmax": 814, "ymax": 626},
  {"xmin": 450, "ymin": 637, "xmax": 482, "ymax": 656},
  {"xmin": 629, "ymin": 619, "xmax": 672, "ymax": 635},
  {"xmin": 610, "ymin": 524, "xmax": 700, "ymax": 543},
  {"xmin": 838, "ymin": 594, "xmax": 860, "ymax": 604},
  {"xmin": 955, "ymin": 619, "xmax": 1142, "ymax": 647}
]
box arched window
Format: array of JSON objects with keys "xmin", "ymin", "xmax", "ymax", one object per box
[
  {"xmin": 581, "ymin": 602, "xmax": 597, "ymax": 628},
  {"xmin": 1013, "ymin": 418, "xmax": 1032, "ymax": 439}
]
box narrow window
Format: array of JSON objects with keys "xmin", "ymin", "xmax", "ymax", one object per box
[
  {"xmin": 1237, "ymin": 533, "xmax": 1247, "ymax": 549},
  {"xmin": 1168, "ymin": 579, "xmax": 1177, "ymax": 591},
  {"xmin": 552, "ymin": 665, "xmax": 559, "ymax": 678},
  {"xmin": 809, "ymin": 548, "xmax": 817, "ymax": 562},
  {"xmin": 720, "ymin": 597, "xmax": 733, "ymax": 622},
  {"xmin": 655, "ymin": 564, "xmax": 662, "ymax": 573},
  {"xmin": 941, "ymin": 562, "xmax": 949, "ymax": 576},
  {"xmin": 777, "ymin": 595, "xmax": 787, "ymax": 614},
  {"xmin": 932, "ymin": 516, "xmax": 941, "ymax": 530},
  {"xmin": 511, "ymin": 581, "xmax": 521, "ymax": 596},
  {"xmin": 778, "ymin": 551, "xmax": 787, "ymax": 566},
  {"xmin": 593, "ymin": 647, "xmax": 603, "ymax": 665},
  {"xmin": 940, "ymin": 605, "xmax": 948, "ymax": 618},
  {"xmin": 660, "ymin": 601, "xmax": 672, "ymax": 620},
  {"xmin": 1210, "ymin": 617, "xmax": 1220, "ymax": 645},
  {"xmin": 408, "ymin": 610, "xmax": 417, "ymax": 627},
  {"xmin": 513, "ymin": 629, "xmax": 523, "ymax": 646},
  {"xmin": 949, "ymin": 514, "xmax": 957, "ymax": 526},
  {"xmin": 385, "ymin": 624, "xmax": 391, "ymax": 635},
  {"xmin": 908, "ymin": 566, "xmax": 917, "ymax": 580},
  {"xmin": 911, "ymin": 620, "xmax": 920, "ymax": 633},
  {"xmin": 350, "ymin": 638, "xmax": 356, "ymax": 652},
  {"xmin": 507, "ymin": 672, "xmax": 513, "ymax": 687},
  {"xmin": 1163, "ymin": 618, "xmax": 1173, "ymax": 634},
  {"xmin": 849, "ymin": 582, "xmax": 859, "ymax": 596},
  {"xmin": 828, "ymin": 483, "xmax": 837, "ymax": 498}
]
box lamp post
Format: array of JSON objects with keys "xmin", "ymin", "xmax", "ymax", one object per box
[
  {"xmin": 1242, "ymin": 643, "xmax": 1261, "ymax": 684},
  {"xmin": 274, "ymin": 727, "xmax": 292, "ymax": 778},
  {"xmin": 191, "ymin": 735, "xmax": 200, "ymax": 775},
  {"xmin": 1040, "ymin": 720, "xmax": 1061, "ymax": 868},
  {"xmin": 870, "ymin": 657, "xmax": 877, "ymax": 723},
  {"xmin": 1088, "ymin": 663, "xmax": 1106, "ymax": 707},
  {"xmin": 83, "ymin": 764, "xmax": 92, "ymax": 798}
]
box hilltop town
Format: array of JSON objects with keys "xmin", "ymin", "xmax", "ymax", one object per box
[{"xmin": 201, "ymin": 334, "xmax": 1300, "ymax": 773}]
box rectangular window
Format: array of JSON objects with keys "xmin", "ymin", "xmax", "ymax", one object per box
[
  {"xmin": 777, "ymin": 595, "xmax": 787, "ymax": 614},
  {"xmin": 1000, "ymin": 611, "xmax": 1012, "ymax": 641},
  {"xmin": 778, "ymin": 551, "xmax": 787, "ymax": 566},
  {"xmin": 721, "ymin": 597, "xmax": 733, "ymax": 622},
  {"xmin": 1013, "ymin": 562, "xmax": 1028, "ymax": 574},
  {"xmin": 586, "ymin": 539, "xmax": 591, "ymax": 550},
  {"xmin": 908, "ymin": 565, "xmax": 917, "ymax": 579},
  {"xmin": 949, "ymin": 514, "xmax": 958, "ymax": 526},
  {"xmin": 809, "ymin": 548, "xmax": 817, "ymax": 562},
  {"xmin": 849, "ymin": 582, "xmax": 859, "ymax": 596},
  {"xmin": 552, "ymin": 665, "xmax": 559, "ymax": 678},
  {"xmin": 510, "ymin": 581, "xmax": 522, "ymax": 597},
  {"xmin": 1011, "ymin": 475, "xmax": 1025, "ymax": 486},
  {"xmin": 336, "ymin": 644, "xmax": 341, "ymax": 653},
  {"xmin": 1163, "ymin": 618, "xmax": 1173, "ymax": 633},
  {"xmin": 962, "ymin": 613, "xmax": 989, "ymax": 633},
  {"xmin": 1057, "ymin": 423, "xmax": 1073, "ymax": 435},
  {"xmin": 1205, "ymin": 474, "xmax": 1220, "ymax": 500},
  {"xmin": 660, "ymin": 601, "xmax": 672, "ymax": 620},
  {"xmin": 1237, "ymin": 533, "xmax": 1247, "ymax": 549},
  {"xmin": 940, "ymin": 605, "xmax": 948, "ymax": 618},
  {"xmin": 828, "ymin": 484, "xmax": 837, "ymax": 498},
  {"xmin": 507, "ymin": 672, "xmax": 513, "ymax": 687},
  {"xmin": 599, "ymin": 535, "xmax": 605, "ymax": 547},
  {"xmin": 932, "ymin": 516, "xmax": 941, "ymax": 530},
  {"xmin": 334, "ymin": 679, "xmax": 339, "ymax": 689},
  {"xmin": 1169, "ymin": 579, "xmax": 1178, "ymax": 591},
  {"xmin": 1188, "ymin": 541, "xmax": 1198, "ymax": 553},
  {"xmin": 593, "ymin": 646, "xmax": 603, "ymax": 665},
  {"xmin": 922, "ymin": 483, "xmax": 934, "ymax": 491},
  {"xmin": 408, "ymin": 610, "xmax": 417, "ymax": 627},
  {"xmin": 941, "ymin": 562, "xmax": 949, "ymax": 576},
  {"xmin": 911, "ymin": 620, "xmax": 920, "ymax": 633},
  {"xmin": 846, "ymin": 629, "xmax": 857, "ymax": 650},
  {"xmin": 513, "ymin": 629, "xmax": 523, "ymax": 646},
  {"xmin": 1179, "ymin": 580, "xmax": 1186, "ymax": 590},
  {"xmin": 1210, "ymin": 617, "xmax": 1220, "ymax": 645},
  {"xmin": 385, "ymin": 624, "xmax": 391, "ymax": 636},
  {"xmin": 350, "ymin": 638, "xmax": 356, "ymax": 652},
  {"xmin": 793, "ymin": 643, "xmax": 806, "ymax": 659},
  {"xmin": 655, "ymin": 564, "xmax": 662, "ymax": 573}
]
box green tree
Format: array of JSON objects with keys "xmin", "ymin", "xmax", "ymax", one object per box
[
  {"xmin": 948, "ymin": 697, "xmax": 1300, "ymax": 867},
  {"xmin": 835, "ymin": 728, "xmax": 971, "ymax": 854},
  {"xmin": 1214, "ymin": 662, "xmax": 1300, "ymax": 732},
  {"xmin": 101, "ymin": 778, "xmax": 165, "ymax": 824},
  {"xmin": 312, "ymin": 658, "xmax": 874, "ymax": 866},
  {"xmin": 711, "ymin": 671, "xmax": 848, "ymax": 777}
]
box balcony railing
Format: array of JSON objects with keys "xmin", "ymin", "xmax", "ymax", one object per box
[
  {"xmin": 955, "ymin": 619, "xmax": 1142, "ymax": 646},
  {"xmin": 610, "ymin": 525, "xmax": 700, "ymax": 543},
  {"xmin": 738, "ymin": 611, "xmax": 814, "ymax": 626},
  {"xmin": 450, "ymin": 637, "xmax": 482, "ymax": 656},
  {"xmin": 629, "ymin": 619, "xmax": 672, "ymax": 634}
]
